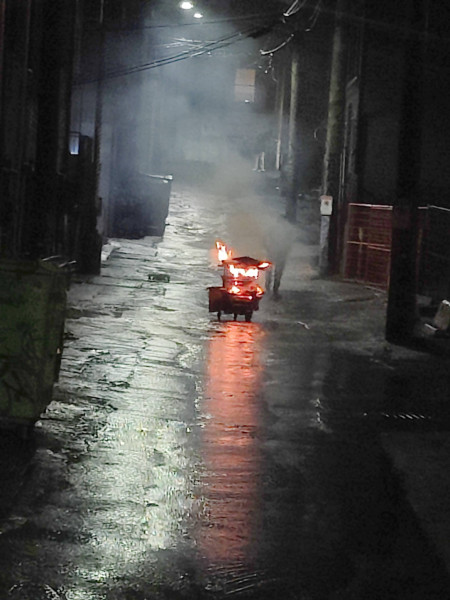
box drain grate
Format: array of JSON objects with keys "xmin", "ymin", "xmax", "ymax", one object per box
[{"xmin": 380, "ymin": 412, "xmax": 432, "ymax": 421}]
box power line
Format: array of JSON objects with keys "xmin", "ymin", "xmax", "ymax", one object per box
[
  {"xmin": 75, "ymin": 0, "xmax": 332, "ymax": 85},
  {"xmin": 104, "ymin": 29, "xmax": 251, "ymax": 79},
  {"xmin": 76, "ymin": 20, "xmax": 276, "ymax": 84},
  {"xmin": 283, "ymin": 0, "xmax": 309, "ymax": 18},
  {"xmin": 305, "ymin": 0, "xmax": 323, "ymax": 32},
  {"xmin": 260, "ymin": 33, "xmax": 294, "ymax": 56}
]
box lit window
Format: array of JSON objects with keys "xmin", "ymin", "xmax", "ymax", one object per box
[
  {"xmin": 69, "ymin": 131, "xmax": 80, "ymax": 155},
  {"xmin": 234, "ymin": 69, "xmax": 255, "ymax": 103}
]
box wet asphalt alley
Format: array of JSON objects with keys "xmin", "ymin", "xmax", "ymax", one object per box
[{"xmin": 1, "ymin": 184, "xmax": 450, "ymax": 599}]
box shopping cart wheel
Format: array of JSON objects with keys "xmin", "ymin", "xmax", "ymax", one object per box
[
  {"xmin": 217, "ymin": 311, "xmax": 221, "ymax": 321},
  {"xmin": 245, "ymin": 312, "xmax": 252, "ymax": 322},
  {"xmin": 233, "ymin": 313, "xmax": 237, "ymax": 321}
]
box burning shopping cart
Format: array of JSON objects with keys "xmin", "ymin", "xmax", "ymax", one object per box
[{"xmin": 208, "ymin": 241, "xmax": 271, "ymax": 322}]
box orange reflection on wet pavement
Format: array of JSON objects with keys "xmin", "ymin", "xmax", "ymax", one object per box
[{"xmin": 199, "ymin": 322, "xmax": 266, "ymax": 564}]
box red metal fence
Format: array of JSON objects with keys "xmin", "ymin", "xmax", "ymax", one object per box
[
  {"xmin": 343, "ymin": 204, "xmax": 392, "ymax": 289},
  {"xmin": 343, "ymin": 203, "xmax": 450, "ymax": 297}
]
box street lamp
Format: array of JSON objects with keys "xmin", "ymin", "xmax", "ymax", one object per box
[{"xmin": 179, "ymin": 1, "xmax": 203, "ymax": 18}]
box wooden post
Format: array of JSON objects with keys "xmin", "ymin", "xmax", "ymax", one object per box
[
  {"xmin": 285, "ymin": 39, "xmax": 301, "ymax": 223},
  {"xmin": 275, "ymin": 66, "xmax": 286, "ymax": 172},
  {"xmin": 320, "ymin": 0, "xmax": 348, "ymax": 275}
]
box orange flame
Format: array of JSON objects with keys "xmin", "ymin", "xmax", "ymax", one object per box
[
  {"xmin": 228, "ymin": 264, "xmax": 259, "ymax": 279},
  {"xmin": 216, "ymin": 240, "xmax": 232, "ymax": 262},
  {"xmin": 214, "ymin": 241, "xmax": 270, "ymax": 298}
]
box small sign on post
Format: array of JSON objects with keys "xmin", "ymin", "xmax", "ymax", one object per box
[
  {"xmin": 319, "ymin": 195, "xmax": 333, "ymax": 275},
  {"xmin": 320, "ymin": 195, "xmax": 333, "ymax": 216}
]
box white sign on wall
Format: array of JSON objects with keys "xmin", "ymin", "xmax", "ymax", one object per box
[{"xmin": 320, "ymin": 195, "xmax": 333, "ymax": 216}]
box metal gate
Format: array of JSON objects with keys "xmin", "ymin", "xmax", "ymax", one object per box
[{"xmin": 343, "ymin": 203, "xmax": 392, "ymax": 289}]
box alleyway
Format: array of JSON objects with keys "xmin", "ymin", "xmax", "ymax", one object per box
[{"xmin": 1, "ymin": 183, "xmax": 450, "ymax": 599}]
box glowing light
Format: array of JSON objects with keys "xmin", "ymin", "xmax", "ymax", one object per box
[
  {"xmin": 228, "ymin": 264, "xmax": 259, "ymax": 279},
  {"xmin": 180, "ymin": 1, "xmax": 193, "ymax": 9},
  {"xmin": 193, "ymin": 11, "xmax": 203, "ymax": 18},
  {"xmin": 216, "ymin": 240, "xmax": 232, "ymax": 262},
  {"xmin": 200, "ymin": 323, "xmax": 266, "ymax": 562},
  {"xmin": 213, "ymin": 241, "xmax": 268, "ymax": 300}
]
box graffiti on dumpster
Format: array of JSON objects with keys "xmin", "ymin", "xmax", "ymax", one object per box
[{"xmin": 0, "ymin": 323, "xmax": 45, "ymax": 419}]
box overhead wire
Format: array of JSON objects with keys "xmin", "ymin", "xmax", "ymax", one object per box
[
  {"xmin": 283, "ymin": 0, "xmax": 309, "ymax": 18},
  {"xmin": 79, "ymin": 0, "xmax": 328, "ymax": 84},
  {"xmin": 105, "ymin": 30, "xmax": 244, "ymax": 77},
  {"xmin": 259, "ymin": 0, "xmax": 322, "ymax": 70},
  {"xmin": 261, "ymin": 0, "xmax": 322, "ymax": 59},
  {"xmin": 256, "ymin": 0, "xmax": 324, "ymax": 88},
  {"xmin": 100, "ymin": 21, "xmax": 275, "ymax": 81},
  {"xmin": 305, "ymin": 0, "xmax": 323, "ymax": 32},
  {"xmin": 260, "ymin": 33, "xmax": 294, "ymax": 56}
]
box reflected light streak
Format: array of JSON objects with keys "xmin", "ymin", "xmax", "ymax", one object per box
[
  {"xmin": 199, "ymin": 322, "xmax": 265, "ymax": 564},
  {"xmin": 69, "ymin": 411, "xmax": 193, "ymax": 587}
]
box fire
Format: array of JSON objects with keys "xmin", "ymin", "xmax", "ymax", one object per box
[
  {"xmin": 208, "ymin": 241, "xmax": 274, "ymax": 321},
  {"xmin": 212, "ymin": 240, "xmax": 272, "ymax": 303},
  {"xmin": 216, "ymin": 240, "xmax": 232, "ymax": 263},
  {"xmin": 228, "ymin": 264, "xmax": 259, "ymax": 279}
]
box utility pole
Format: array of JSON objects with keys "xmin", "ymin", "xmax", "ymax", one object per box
[
  {"xmin": 320, "ymin": 0, "xmax": 348, "ymax": 275},
  {"xmin": 385, "ymin": 0, "xmax": 426, "ymax": 343},
  {"xmin": 284, "ymin": 37, "xmax": 302, "ymax": 223},
  {"xmin": 275, "ymin": 66, "xmax": 286, "ymax": 172}
]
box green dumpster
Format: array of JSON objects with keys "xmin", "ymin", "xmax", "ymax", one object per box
[{"xmin": 0, "ymin": 259, "xmax": 68, "ymax": 432}]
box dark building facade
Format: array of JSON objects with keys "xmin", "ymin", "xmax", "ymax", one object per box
[
  {"xmin": 1, "ymin": 0, "xmax": 448, "ymax": 287},
  {"xmin": 330, "ymin": 0, "xmax": 450, "ymax": 303},
  {"xmin": 0, "ymin": 0, "xmax": 103, "ymax": 272}
]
